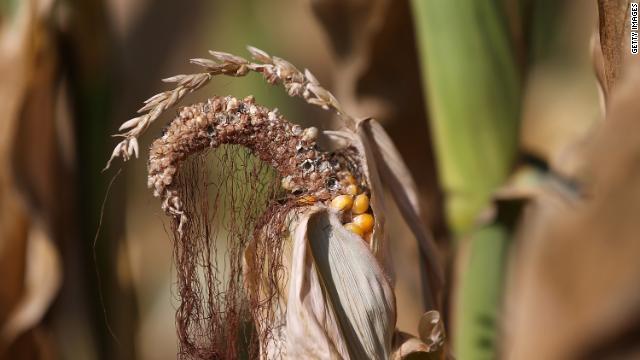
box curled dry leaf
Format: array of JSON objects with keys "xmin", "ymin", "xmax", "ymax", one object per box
[
  {"xmin": 389, "ymin": 310, "xmax": 447, "ymax": 360},
  {"xmin": 1, "ymin": 0, "xmax": 63, "ymax": 355},
  {"xmin": 391, "ymin": 332, "xmax": 436, "ymax": 360},
  {"xmin": 418, "ymin": 310, "xmax": 446, "ymax": 351},
  {"xmin": 504, "ymin": 55, "xmax": 640, "ymax": 360}
]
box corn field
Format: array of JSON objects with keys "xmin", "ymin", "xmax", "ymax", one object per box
[{"xmin": 1, "ymin": 0, "xmax": 640, "ymax": 359}]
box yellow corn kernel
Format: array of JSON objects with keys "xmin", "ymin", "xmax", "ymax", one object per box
[
  {"xmin": 353, "ymin": 213, "xmax": 374, "ymax": 233},
  {"xmin": 344, "ymin": 174, "xmax": 356, "ymax": 185},
  {"xmin": 330, "ymin": 195, "xmax": 353, "ymax": 212},
  {"xmin": 344, "ymin": 223, "xmax": 365, "ymax": 237},
  {"xmin": 352, "ymin": 193, "xmax": 369, "ymax": 214},
  {"xmin": 346, "ymin": 184, "xmax": 359, "ymax": 196}
]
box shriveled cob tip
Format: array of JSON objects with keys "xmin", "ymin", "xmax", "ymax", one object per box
[{"xmin": 104, "ymin": 46, "xmax": 354, "ymax": 171}]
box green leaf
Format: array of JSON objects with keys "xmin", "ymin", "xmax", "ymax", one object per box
[
  {"xmin": 410, "ymin": 1, "xmax": 523, "ymax": 359},
  {"xmin": 410, "ymin": 0, "xmax": 521, "ymax": 234}
]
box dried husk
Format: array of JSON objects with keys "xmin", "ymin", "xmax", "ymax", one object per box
[
  {"xmin": 356, "ymin": 119, "xmax": 443, "ymax": 308},
  {"xmin": 284, "ymin": 207, "xmax": 395, "ymax": 359}
]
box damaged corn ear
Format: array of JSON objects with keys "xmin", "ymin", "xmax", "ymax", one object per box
[
  {"xmin": 116, "ymin": 46, "xmax": 402, "ymax": 359},
  {"xmin": 331, "ymin": 195, "xmax": 353, "ymax": 212}
]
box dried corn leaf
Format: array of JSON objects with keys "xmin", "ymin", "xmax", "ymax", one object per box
[
  {"xmin": 0, "ymin": 0, "xmax": 61, "ymax": 356},
  {"xmin": 417, "ymin": 310, "xmax": 445, "ymax": 352},
  {"xmin": 504, "ymin": 59, "xmax": 640, "ymax": 359},
  {"xmin": 0, "ymin": 0, "xmax": 33, "ymax": 334}
]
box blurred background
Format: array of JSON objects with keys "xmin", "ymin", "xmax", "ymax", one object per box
[{"xmin": 2, "ymin": 0, "xmax": 639, "ymax": 359}]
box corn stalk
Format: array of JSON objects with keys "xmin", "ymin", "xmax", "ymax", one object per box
[{"xmin": 410, "ymin": 1, "xmax": 522, "ymax": 358}]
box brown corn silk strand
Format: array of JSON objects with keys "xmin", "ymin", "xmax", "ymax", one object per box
[
  {"xmin": 149, "ymin": 96, "xmax": 365, "ymax": 359},
  {"xmin": 172, "ymin": 147, "xmax": 285, "ymax": 359}
]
